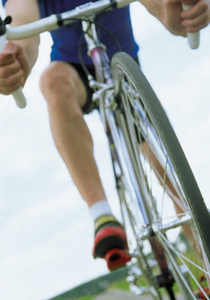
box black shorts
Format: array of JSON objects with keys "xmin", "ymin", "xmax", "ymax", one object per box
[{"xmin": 71, "ymin": 62, "xmax": 96, "ymax": 114}]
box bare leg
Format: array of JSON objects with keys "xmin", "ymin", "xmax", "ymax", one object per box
[
  {"xmin": 39, "ymin": 61, "xmax": 131, "ymax": 268},
  {"xmin": 40, "ymin": 61, "xmax": 106, "ymax": 207}
]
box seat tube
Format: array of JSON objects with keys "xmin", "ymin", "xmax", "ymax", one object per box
[{"xmin": 82, "ymin": 20, "xmax": 112, "ymax": 84}]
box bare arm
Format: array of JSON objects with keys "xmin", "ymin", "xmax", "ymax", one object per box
[
  {"xmin": 0, "ymin": 0, "xmax": 40, "ymax": 95},
  {"xmin": 139, "ymin": 0, "xmax": 210, "ymax": 36}
]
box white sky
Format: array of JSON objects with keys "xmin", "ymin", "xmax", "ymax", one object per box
[{"xmin": 0, "ymin": 2, "xmax": 210, "ymax": 300}]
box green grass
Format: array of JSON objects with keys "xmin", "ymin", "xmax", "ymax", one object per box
[
  {"xmin": 78, "ymin": 296, "xmax": 94, "ymax": 300},
  {"xmin": 89, "ymin": 278, "xmax": 130, "ymax": 299},
  {"xmin": 68, "ymin": 278, "xmax": 130, "ymax": 300},
  {"xmin": 108, "ymin": 278, "xmax": 130, "ymax": 292}
]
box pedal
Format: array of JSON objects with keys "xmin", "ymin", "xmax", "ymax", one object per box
[{"xmin": 104, "ymin": 248, "xmax": 131, "ymax": 271}]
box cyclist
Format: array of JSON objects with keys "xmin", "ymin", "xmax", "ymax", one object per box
[{"xmin": 0, "ymin": 0, "xmax": 209, "ymax": 270}]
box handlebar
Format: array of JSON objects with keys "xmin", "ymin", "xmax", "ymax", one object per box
[
  {"xmin": 0, "ymin": 0, "xmax": 200, "ymax": 108},
  {"xmin": 0, "ymin": 25, "xmax": 27, "ymax": 108}
]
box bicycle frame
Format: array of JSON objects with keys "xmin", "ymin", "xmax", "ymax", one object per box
[{"xmin": 81, "ymin": 15, "xmax": 170, "ymax": 292}]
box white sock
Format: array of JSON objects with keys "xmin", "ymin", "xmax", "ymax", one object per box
[{"xmin": 89, "ymin": 200, "xmax": 113, "ymax": 222}]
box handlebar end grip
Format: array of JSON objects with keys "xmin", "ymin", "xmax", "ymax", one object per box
[
  {"xmin": 12, "ymin": 88, "xmax": 27, "ymax": 109},
  {"xmin": 187, "ymin": 31, "xmax": 200, "ymax": 49}
]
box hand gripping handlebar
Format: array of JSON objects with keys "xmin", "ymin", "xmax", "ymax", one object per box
[
  {"xmin": 0, "ymin": 17, "xmax": 26, "ymax": 108},
  {"xmin": 116, "ymin": 0, "xmax": 200, "ymax": 50},
  {"xmin": 182, "ymin": 2, "xmax": 200, "ymax": 49},
  {"xmin": 117, "ymin": 0, "xmax": 200, "ymax": 49}
]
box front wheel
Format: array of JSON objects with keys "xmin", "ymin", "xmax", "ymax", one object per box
[{"xmin": 110, "ymin": 52, "xmax": 210, "ymax": 299}]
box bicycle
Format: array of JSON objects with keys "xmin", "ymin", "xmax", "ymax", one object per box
[{"xmin": 0, "ymin": 0, "xmax": 209, "ymax": 299}]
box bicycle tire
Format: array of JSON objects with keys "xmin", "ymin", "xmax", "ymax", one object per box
[{"xmin": 109, "ymin": 51, "xmax": 210, "ymax": 299}]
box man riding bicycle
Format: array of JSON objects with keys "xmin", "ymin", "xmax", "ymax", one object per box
[{"xmin": 0, "ymin": 0, "xmax": 209, "ymax": 270}]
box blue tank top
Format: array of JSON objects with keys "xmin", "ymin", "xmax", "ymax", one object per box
[{"xmin": 2, "ymin": 0, "xmax": 139, "ymax": 65}]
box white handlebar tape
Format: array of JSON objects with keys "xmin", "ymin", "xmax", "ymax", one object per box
[{"xmin": 11, "ymin": 88, "xmax": 27, "ymax": 108}]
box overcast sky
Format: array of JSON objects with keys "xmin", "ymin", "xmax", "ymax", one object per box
[{"xmin": 0, "ymin": 2, "xmax": 210, "ymax": 300}]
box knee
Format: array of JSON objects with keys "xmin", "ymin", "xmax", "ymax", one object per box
[
  {"xmin": 40, "ymin": 62, "xmax": 73, "ymax": 98},
  {"xmin": 39, "ymin": 61, "xmax": 87, "ymax": 108}
]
